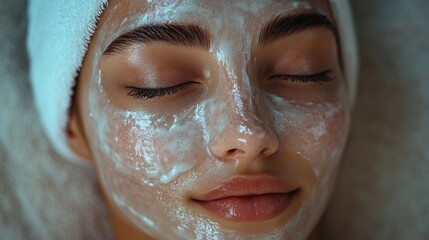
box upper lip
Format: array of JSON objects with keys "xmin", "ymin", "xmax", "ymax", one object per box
[{"xmin": 193, "ymin": 175, "xmax": 299, "ymax": 201}]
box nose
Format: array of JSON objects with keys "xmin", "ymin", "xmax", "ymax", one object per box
[
  {"xmin": 209, "ymin": 121, "xmax": 279, "ymax": 162},
  {"xmin": 206, "ymin": 46, "xmax": 279, "ymax": 163},
  {"xmin": 208, "ymin": 97, "xmax": 279, "ymax": 163}
]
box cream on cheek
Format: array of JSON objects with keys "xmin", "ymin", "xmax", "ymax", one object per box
[
  {"xmin": 269, "ymin": 94, "xmax": 349, "ymax": 236},
  {"xmin": 96, "ymin": 106, "xmax": 203, "ymax": 186},
  {"xmin": 87, "ymin": 72, "xmax": 218, "ymax": 238},
  {"xmin": 271, "ymin": 96, "xmax": 349, "ymax": 177}
]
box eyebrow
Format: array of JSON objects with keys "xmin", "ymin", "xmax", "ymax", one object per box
[
  {"xmin": 259, "ymin": 13, "xmax": 337, "ymax": 46},
  {"xmin": 104, "ymin": 13, "xmax": 336, "ymax": 55},
  {"xmin": 103, "ymin": 24, "xmax": 210, "ymax": 55}
]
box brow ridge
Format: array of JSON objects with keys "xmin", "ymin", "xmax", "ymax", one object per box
[
  {"xmin": 104, "ymin": 24, "xmax": 210, "ymax": 55},
  {"xmin": 259, "ymin": 13, "xmax": 337, "ymax": 46}
]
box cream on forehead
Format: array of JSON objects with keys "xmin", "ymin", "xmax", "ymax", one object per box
[
  {"xmin": 138, "ymin": 0, "xmax": 316, "ymax": 22},
  {"xmin": 102, "ymin": 0, "xmax": 324, "ymax": 47}
]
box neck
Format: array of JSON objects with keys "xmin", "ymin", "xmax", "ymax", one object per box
[
  {"xmin": 307, "ymin": 223, "xmax": 322, "ymax": 240},
  {"xmin": 106, "ymin": 198, "xmax": 154, "ymax": 240}
]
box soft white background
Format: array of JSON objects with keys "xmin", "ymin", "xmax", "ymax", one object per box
[{"xmin": 1, "ymin": 0, "xmax": 428, "ymax": 239}]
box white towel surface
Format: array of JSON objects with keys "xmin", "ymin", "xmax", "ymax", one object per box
[{"xmin": 329, "ymin": 0, "xmax": 359, "ymax": 104}]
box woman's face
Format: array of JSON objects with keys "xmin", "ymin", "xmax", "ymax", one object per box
[{"xmin": 74, "ymin": 0, "xmax": 350, "ymax": 239}]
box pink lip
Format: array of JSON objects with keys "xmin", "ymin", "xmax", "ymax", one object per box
[{"xmin": 193, "ymin": 175, "xmax": 299, "ymax": 222}]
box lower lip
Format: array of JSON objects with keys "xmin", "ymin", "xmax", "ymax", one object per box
[{"xmin": 195, "ymin": 193, "xmax": 295, "ymax": 222}]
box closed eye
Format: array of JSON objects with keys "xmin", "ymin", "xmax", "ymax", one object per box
[
  {"xmin": 271, "ymin": 70, "xmax": 333, "ymax": 84},
  {"xmin": 126, "ymin": 82, "xmax": 197, "ymax": 100}
]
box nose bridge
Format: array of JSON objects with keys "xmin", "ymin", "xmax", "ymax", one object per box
[
  {"xmin": 218, "ymin": 47, "xmax": 264, "ymax": 131},
  {"xmin": 230, "ymin": 79, "xmax": 264, "ymax": 135},
  {"xmin": 230, "ymin": 67, "xmax": 256, "ymax": 124},
  {"xmin": 205, "ymin": 58, "xmax": 279, "ymax": 162},
  {"xmin": 222, "ymin": 38, "xmax": 257, "ymax": 122}
]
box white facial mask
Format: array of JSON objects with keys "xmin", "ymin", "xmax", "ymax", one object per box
[{"xmin": 84, "ymin": 0, "xmax": 352, "ymax": 239}]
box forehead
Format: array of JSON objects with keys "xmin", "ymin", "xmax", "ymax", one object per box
[{"xmin": 97, "ymin": 0, "xmax": 333, "ymax": 35}]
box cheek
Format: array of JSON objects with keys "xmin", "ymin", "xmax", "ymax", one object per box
[
  {"xmin": 273, "ymin": 100, "xmax": 349, "ymax": 178},
  {"xmin": 269, "ymin": 100, "xmax": 349, "ymax": 231},
  {"xmin": 297, "ymin": 105, "xmax": 349, "ymax": 176},
  {"xmin": 93, "ymin": 110, "xmax": 205, "ymax": 187}
]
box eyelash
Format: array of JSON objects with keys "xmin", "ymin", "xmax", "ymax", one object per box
[
  {"xmin": 272, "ymin": 70, "xmax": 333, "ymax": 84},
  {"xmin": 127, "ymin": 70, "xmax": 332, "ymax": 100},
  {"xmin": 127, "ymin": 82, "xmax": 194, "ymax": 100}
]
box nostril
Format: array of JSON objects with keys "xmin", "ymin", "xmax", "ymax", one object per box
[
  {"xmin": 226, "ymin": 148, "xmax": 244, "ymax": 157},
  {"xmin": 260, "ymin": 147, "xmax": 275, "ymax": 157},
  {"xmin": 209, "ymin": 124, "xmax": 280, "ymax": 162},
  {"xmin": 227, "ymin": 149, "xmax": 235, "ymax": 155}
]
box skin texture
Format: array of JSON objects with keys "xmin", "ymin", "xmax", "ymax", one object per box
[{"xmin": 68, "ymin": 0, "xmax": 350, "ymax": 239}]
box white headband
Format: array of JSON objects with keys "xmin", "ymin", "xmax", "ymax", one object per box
[
  {"xmin": 329, "ymin": 0, "xmax": 359, "ymax": 104},
  {"xmin": 27, "ymin": 0, "xmax": 358, "ymax": 163}
]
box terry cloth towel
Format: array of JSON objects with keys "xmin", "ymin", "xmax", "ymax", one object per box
[
  {"xmin": 27, "ymin": 0, "xmax": 358, "ymax": 163},
  {"xmin": 27, "ymin": 0, "xmax": 107, "ymax": 162}
]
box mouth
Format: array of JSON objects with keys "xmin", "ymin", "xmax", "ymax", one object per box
[{"xmin": 192, "ymin": 175, "xmax": 299, "ymax": 222}]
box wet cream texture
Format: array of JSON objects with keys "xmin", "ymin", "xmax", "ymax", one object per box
[{"xmin": 84, "ymin": 0, "xmax": 350, "ymax": 239}]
